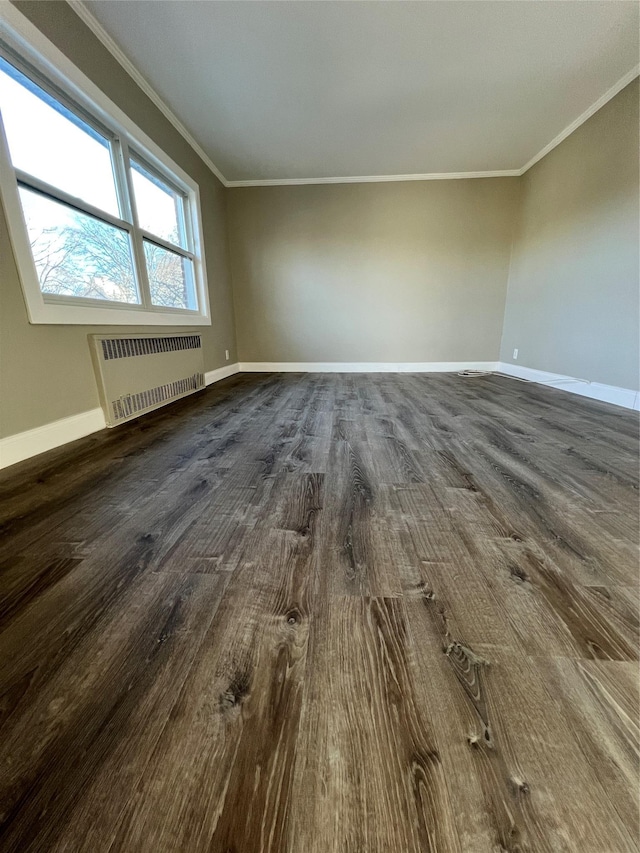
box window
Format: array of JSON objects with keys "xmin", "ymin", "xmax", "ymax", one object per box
[{"xmin": 0, "ymin": 31, "xmax": 210, "ymax": 326}]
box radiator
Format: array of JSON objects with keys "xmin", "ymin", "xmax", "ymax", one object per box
[{"xmin": 90, "ymin": 334, "xmax": 205, "ymax": 427}]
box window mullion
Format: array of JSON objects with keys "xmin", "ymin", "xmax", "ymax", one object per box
[
  {"xmin": 115, "ymin": 136, "xmax": 153, "ymax": 311},
  {"xmin": 110, "ymin": 136, "xmax": 133, "ymax": 222},
  {"xmin": 138, "ymin": 228, "xmax": 194, "ymax": 259},
  {"xmin": 15, "ymin": 169, "xmax": 132, "ymax": 231},
  {"xmin": 131, "ymin": 227, "xmax": 152, "ymax": 310},
  {"xmin": 180, "ymin": 194, "xmax": 195, "ymax": 253}
]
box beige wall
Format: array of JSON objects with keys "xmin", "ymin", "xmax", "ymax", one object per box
[
  {"xmin": 0, "ymin": 1, "xmax": 237, "ymax": 438},
  {"xmin": 227, "ymin": 179, "xmax": 520, "ymax": 363},
  {"xmin": 229, "ymin": 82, "xmax": 637, "ymax": 384},
  {"xmin": 500, "ymin": 79, "xmax": 639, "ymax": 390}
]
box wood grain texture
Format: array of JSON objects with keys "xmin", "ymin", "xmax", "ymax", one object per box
[{"xmin": 0, "ymin": 372, "xmax": 637, "ymax": 851}]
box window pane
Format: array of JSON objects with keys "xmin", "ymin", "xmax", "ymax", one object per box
[
  {"xmin": 131, "ymin": 159, "xmax": 185, "ymax": 247},
  {"xmin": 19, "ymin": 187, "xmax": 139, "ymax": 304},
  {"xmin": 0, "ymin": 57, "xmax": 119, "ymax": 216},
  {"xmin": 144, "ymin": 240, "xmax": 196, "ymax": 309}
]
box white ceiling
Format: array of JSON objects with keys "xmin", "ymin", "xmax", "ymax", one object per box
[{"xmin": 81, "ymin": 1, "xmax": 639, "ymax": 184}]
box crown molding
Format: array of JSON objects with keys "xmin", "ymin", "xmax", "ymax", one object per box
[
  {"xmin": 36, "ymin": 4, "xmax": 640, "ymax": 187},
  {"xmin": 519, "ymin": 64, "xmax": 639, "ymax": 175},
  {"xmin": 226, "ymin": 170, "xmax": 520, "ymax": 187},
  {"xmin": 68, "ymin": 0, "xmax": 229, "ymax": 186}
]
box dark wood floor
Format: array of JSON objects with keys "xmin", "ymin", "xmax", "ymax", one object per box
[{"xmin": 0, "ymin": 372, "xmax": 638, "ymax": 852}]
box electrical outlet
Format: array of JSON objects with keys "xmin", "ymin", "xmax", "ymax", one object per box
[
  {"xmin": 513, "ymin": 348, "xmax": 518, "ymax": 360},
  {"xmin": 225, "ymin": 349, "xmax": 230, "ymax": 361}
]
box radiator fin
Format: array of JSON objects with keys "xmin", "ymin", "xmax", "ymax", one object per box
[
  {"xmin": 111, "ymin": 373, "xmax": 205, "ymax": 422},
  {"xmin": 101, "ymin": 335, "xmax": 201, "ymax": 360}
]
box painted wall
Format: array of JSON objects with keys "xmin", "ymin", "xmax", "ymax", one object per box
[
  {"xmin": 227, "ymin": 179, "xmax": 520, "ymax": 364},
  {"xmin": 500, "ymin": 79, "xmax": 639, "ymax": 391},
  {"xmin": 0, "ymin": 1, "xmax": 237, "ymax": 438}
]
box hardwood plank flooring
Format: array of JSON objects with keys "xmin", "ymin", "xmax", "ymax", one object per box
[{"xmin": 0, "ymin": 372, "xmax": 637, "ymax": 852}]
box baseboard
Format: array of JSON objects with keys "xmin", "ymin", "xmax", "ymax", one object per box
[
  {"xmin": 0, "ymin": 407, "xmax": 107, "ymax": 470},
  {"xmin": 205, "ymin": 362, "xmax": 241, "ymax": 385},
  {"xmin": 3, "ymin": 359, "xmax": 633, "ymax": 471},
  {"xmin": 238, "ymin": 361, "xmax": 499, "ymax": 373},
  {"xmin": 497, "ymin": 362, "xmax": 640, "ymax": 411},
  {"xmin": 0, "ymin": 362, "xmax": 241, "ymax": 471},
  {"xmin": 238, "ymin": 360, "xmax": 639, "ymax": 409}
]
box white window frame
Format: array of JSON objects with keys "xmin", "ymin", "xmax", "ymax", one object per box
[{"xmin": 0, "ymin": 4, "xmax": 211, "ymax": 326}]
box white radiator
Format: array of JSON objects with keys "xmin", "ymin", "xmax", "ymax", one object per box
[{"xmin": 90, "ymin": 333, "xmax": 205, "ymax": 427}]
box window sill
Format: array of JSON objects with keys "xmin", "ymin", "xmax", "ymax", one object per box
[{"xmin": 28, "ymin": 298, "xmax": 211, "ymax": 326}]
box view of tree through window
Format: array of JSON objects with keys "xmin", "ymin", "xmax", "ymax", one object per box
[
  {"xmin": 131, "ymin": 158, "xmax": 196, "ymax": 309},
  {"xmin": 144, "ymin": 240, "xmax": 195, "ymax": 309},
  {"xmin": 0, "ymin": 54, "xmax": 199, "ymax": 314},
  {"xmin": 19, "ymin": 187, "xmax": 139, "ymax": 303}
]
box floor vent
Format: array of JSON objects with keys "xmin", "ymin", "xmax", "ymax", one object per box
[{"xmin": 90, "ymin": 334, "xmax": 205, "ymax": 427}]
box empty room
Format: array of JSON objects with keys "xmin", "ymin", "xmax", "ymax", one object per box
[{"xmin": 0, "ymin": 0, "xmax": 638, "ymax": 850}]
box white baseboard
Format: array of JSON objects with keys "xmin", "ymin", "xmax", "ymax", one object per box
[
  {"xmin": 0, "ymin": 407, "xmax": 107, "ymax": 470},
  {"xmin": 2, "ymin": 359, "xmax": 634, "ymax": 471},
  {"xmin": 239, "ymin": 360, "xmax": 639, "ymax": 410},
  {"xmin": 0, "ymin": 362, "xmax": 242, "ymax": 471},
  {"xmin": 497, "ymin": 362, "xmax": 640, "ymax": 411},
  {"xmin": 238, "ymin": 361, "xmax": 499, "ymax": 373},
  {"xmin": 205, "ymin": 362, "xmax": 241, "ymax": 385}
]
